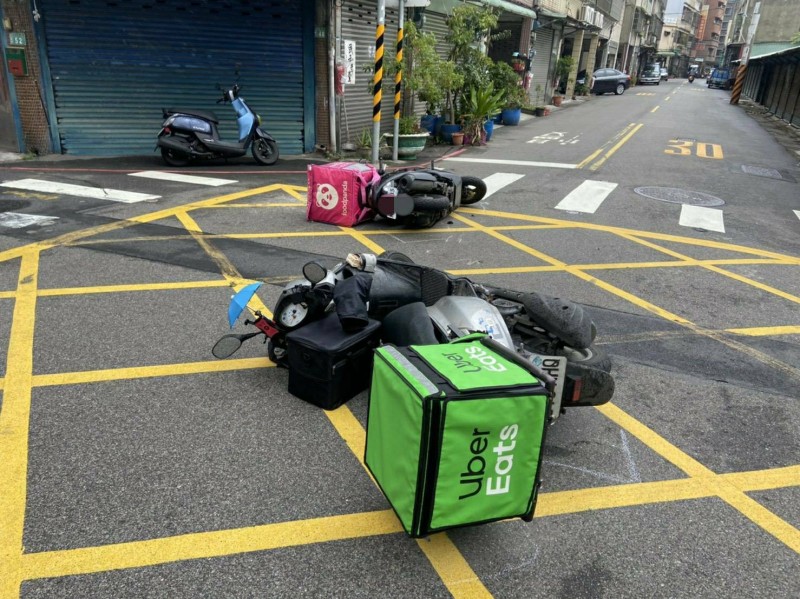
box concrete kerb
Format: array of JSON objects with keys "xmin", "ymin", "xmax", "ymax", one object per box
[{"xmin": 0, "ymin": 98, "xmax": 591, "ymax": 168}]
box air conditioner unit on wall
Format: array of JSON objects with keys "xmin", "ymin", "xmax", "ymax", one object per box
[
  {"xmin": 580, "ymin": 6, "xmax": 595, "ymax": 25},
  {"xmin": 594, "ymin": 13, "xmax": 604, "ymax": 29}
]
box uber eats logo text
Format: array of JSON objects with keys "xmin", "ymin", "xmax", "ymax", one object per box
[
  {"xmin": 443, "ymin": 346, "xmax": 507, "ymax": 373},
  {"xmin": 459, "ymin": 424, "xmax": 519, "ymax": 500}
]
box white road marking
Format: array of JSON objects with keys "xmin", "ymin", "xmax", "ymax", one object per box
[
  {"xmin": 445, "ymin": 157, "xmax": 576, "ymax": 169},
  {"xmin": 679, "ymin": 204, "xmax": 725, "ymax": 232},
  {"xmin": 481, "ymin": 173, "xmax": 525, "ymax": 198},
  {"xmin": 555, "ymin": 180, "xmax": 617, "ymax": 213},
  {"xmin": 129, "ymin": 170, "xmax": 237, "ymax": 186},
  {"xmin": 0, "ymin": 179, "xmax": 160, "ymax": 203},
  {"xmin": 0, "ymin": 212, "xmax": 59, "ymax": 228},
  {"xmin": 794, "ymin": 210, "xmax": 800, "ymax": 221}
]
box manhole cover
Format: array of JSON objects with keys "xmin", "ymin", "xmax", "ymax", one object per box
[
  {"xmin": 633, "ymin": 187, "xmax": 725, "ymax": 206},
  {"xmin": 741, "ymin": 165, "xmax": 783, "ymax": 180}
]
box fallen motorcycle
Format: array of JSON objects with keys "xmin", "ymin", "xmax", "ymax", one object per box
[
  {"xmin": 306, "ymin": 161, "xmax": 487, "ymax": 230},
  {"xmin": 212, "ymin": 252, "xmax": 614, "ymax": 420},
  {"xmin": 370, "ymin": 164, "xmax": 487, "ymax": 229}
]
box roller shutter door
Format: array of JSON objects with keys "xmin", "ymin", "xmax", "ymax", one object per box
[
  {"xmin": 37, "ymin": 0, "xmax": 311, "ymax": 156},
  {"xmin": 531, "ymin": 28, "xmax": 555, "ymax": 102},
  {"xmin": 339, "ymin": 0, "xmax": 401, "ymax": 146}
]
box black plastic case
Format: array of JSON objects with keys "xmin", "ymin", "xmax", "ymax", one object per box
[{"xmin": 285, "ymin": 313, "xmax": 382, "ymax": 410}]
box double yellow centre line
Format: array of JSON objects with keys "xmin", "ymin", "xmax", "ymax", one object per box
[{"xmin": 578, "ymin": 122, "xmax": 644, "ymax": 171}]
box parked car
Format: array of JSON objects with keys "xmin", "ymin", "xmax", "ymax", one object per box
[
  {"xmin": 707, "ymin": 68, "xmax": 733, "ymax": 90},
  {"xmin": 660, "ymin": 68, "xmax": 669, "ymax": 81},
  {"xmin": 591, "ymin": 68, "xmax": 631, "ymax": 95},
  {"xmin": 639, "ymin": 66, "xmax": 661, "ymax": 85}
]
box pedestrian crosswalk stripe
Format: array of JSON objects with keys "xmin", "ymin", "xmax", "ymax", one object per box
[
  {"xmin": 482, "ymin": 173, "xmax": 525, "ymax": 198},
  {"xmin": 129, "ymin": 171, "xmax": 238, "ymax": 186},
  {"xmin": 794, "ymin": 210, "xmax": 800, "ymax": 221},
  {"xmin": 0, "ymin": 212, "xmax": 59, "ymax": 228},
  {"xmin": 679, "ymin": 204, "xmax": 725, "ymax": 233},
  {"xmin": 555, "ymin": 180, "xmax": 617, "ymax": 213},
  {"xmin": 0, "ymin": 179, "xmax": 160, "ymax": 203}
]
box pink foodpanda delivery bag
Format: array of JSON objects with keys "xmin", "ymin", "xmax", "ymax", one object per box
[{"xmin": 306, "ymin": 162, "xmax": 380, "ymax": 227}]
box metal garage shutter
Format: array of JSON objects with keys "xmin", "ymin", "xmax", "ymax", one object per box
[
  {"xmin": 339, "ymin": 0, "xmax": 400, "ymax": 146},
  {"xmin": 37, "ymin": 0, "xmax": 311, "ymax": 156},
  {"xmin": 531, "ymin": 27, "xmax": 555, "ymax": 103}
]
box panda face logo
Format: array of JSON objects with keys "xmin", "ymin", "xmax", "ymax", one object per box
[{"xmin": 315, "ymin": 184, "xmax": 339, "ymax": 210}]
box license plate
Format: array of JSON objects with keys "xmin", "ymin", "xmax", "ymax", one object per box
[{"xmin": 529, "ymin": 354, "xmax": 567, "ymax": 413}]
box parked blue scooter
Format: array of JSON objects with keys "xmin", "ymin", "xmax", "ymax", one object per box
[{"xmin": 156, "ymin": 83, "xmax": 279, "ymax": 166}]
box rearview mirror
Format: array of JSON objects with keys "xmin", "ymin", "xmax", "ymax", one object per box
[
  {"xmin": 302, "ymin": 261, "xmax": 327, "ymax": 285},
  {"xmin": 212, "ymin": 331, "xmax": 262, "ymax": 359},
  {"xmin": 212, "ymin": 335, "xmax": 243, "ymax": 359}
]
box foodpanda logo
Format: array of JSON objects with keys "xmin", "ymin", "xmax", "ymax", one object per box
[{"xmin": 315, "ymin": 184, "xmax": 339, "ymax": 210}]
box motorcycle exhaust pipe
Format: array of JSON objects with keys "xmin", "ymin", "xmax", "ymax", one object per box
[
  {"xmin": 157, "ymin": 136, "xmax": 212, "ymax": 158},
  {"xmin": 397, "ymin": 172, "xmax": 439, "ymax": 193}
]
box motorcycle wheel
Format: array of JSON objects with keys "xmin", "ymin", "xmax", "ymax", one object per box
[
  {"xmin": 161, "ymin": 146, "xmax": 190, "ymax": 167},
  {"xmin": 252, "ymin": 138, "xmax": 279, "ymax": 166},
  {"xmin": 556, "ymin": 344, "xmax": 612, "ymax": 373},
  {"xmin": 460, "ymin": 176, "xmax": 488, "ymax": 205}
]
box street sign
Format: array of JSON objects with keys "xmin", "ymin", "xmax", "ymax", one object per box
[{"xmin": 343, "ymin": 40, "xmax": 356, "ymax": 85}]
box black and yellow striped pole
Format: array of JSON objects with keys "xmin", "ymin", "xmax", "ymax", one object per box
[
  {"xmin": 371, "ymin": 1, "xmax": 386, "ymax": 164},
  {"xmin": 391, "ymin": 0, "xmax": 405, "ymax": 161},
  {"xmin": 730, "ymin": 63, "xmax": 747, "ymax": 105}
]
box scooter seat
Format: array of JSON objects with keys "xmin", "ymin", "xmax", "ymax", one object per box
[{"xmin": 165, "ymin": 107, "xmax": 220, "ymax": 123}]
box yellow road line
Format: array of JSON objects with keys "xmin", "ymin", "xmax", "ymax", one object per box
[
  {"xmin": 577, "ymin": 123, "xmax": 636, "ymax": 169},
  {"xmin": 175, "ymin": 211, "xmax": 270, "ymax": 315},
  {"xmin": 615, "ymin": 231, "xmax": 800, "ymax": 305},
  {"xmin": 576, "ymin": 147, "xmax": 604, "ymax": 169},
  {"xmin": 0, "ymin": 252, "xmax": 40, "ymax": 598},
  {"xmin": 32, "ymin": 358, "xmax": 274, "ymax": 388},
  {"xmin": 16, "ymin": 464, "xmax": 800, "ymax": 584},
  {"xmin": 589, "ymin": 123, "xmax": 644, "ymax": 171},
  {"xmin": 21, "ymin": 510, "xmax": 404, "ymax": 581},
  {"xmin": 457, "ymin": 207, "xmax": 800, "ymax": 263},
  {"xmin": 0, "ymin": 184, "xmax": 286, "ymax": 265},
  {"xmin": 727, "ymin": 325, "xmax": 800, "ymax": 336},
  {"xmin": 450, "ymin": 211, "xmax": 800, "ymax": 554},
  {"xmin": 651, "ymin": 105, "xmax": 660, "ymax": 112},
  {"xmin": 597, "ymin": 404, "xmax": 800, "ymax": 553},
  {"xmin": 416, "ymin": 535, "xmax": 493, "ymax": 598}
]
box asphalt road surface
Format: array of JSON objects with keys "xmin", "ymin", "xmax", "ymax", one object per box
[{"xmin": 1, "ymin": 78, "xmax": 799, "ymax": 598}]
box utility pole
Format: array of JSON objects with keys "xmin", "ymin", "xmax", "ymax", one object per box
[{"xmin": 372, "ymin": 0, "xmax": 386, "ymax": 164}]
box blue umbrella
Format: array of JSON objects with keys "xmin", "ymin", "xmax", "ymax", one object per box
[{"xmin": 228, "ymin": 282, "xmax": 263, "ymax": 328}]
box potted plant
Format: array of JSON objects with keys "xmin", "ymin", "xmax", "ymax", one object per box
[
  {"xmin": 461, "ymin": 84, "xmax": 506, "ymax": 144},
  {"xmin": 443, "ymin": 4, "xmax": 499, "ymax": 131},
  {"xmin": 552, "ymin": 56, "xmax": 574, "ymax": 106},
  {"xmin": 402, "ymin": 21, "xmax": 461, "ymax": 139},
  {"xmin": 384, "ymin": 116, "xmax": 430, "ymax": 160},
  {"xmin": 355, "ymin": 128, "xmax": 372, "ymax": 159},
  {"xmin": 490, "ymin": 61, "xmax": 525, "ymax": 126}
]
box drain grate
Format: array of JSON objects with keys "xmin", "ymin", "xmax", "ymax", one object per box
[
  {"xmin": 633, "ymin": 187, "xmax": 725, "ymax": 206},
  {"xmin": 741, "ymin": 165, "xmax": 783, "ymax": 180}
]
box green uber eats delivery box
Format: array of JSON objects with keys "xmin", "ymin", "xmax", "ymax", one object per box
[{"xmin": 365, "ymin": 333, "xmax": 552, "ymax": 538}]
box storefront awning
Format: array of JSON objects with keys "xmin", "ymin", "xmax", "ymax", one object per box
[{"xmin": 480, "ymin": 0, "xmax": 537, "ymax": 19}]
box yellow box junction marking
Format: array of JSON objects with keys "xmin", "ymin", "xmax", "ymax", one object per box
[{"xmin": 0, "ymin": 184, "xmax": 799, "ymax": 597}]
